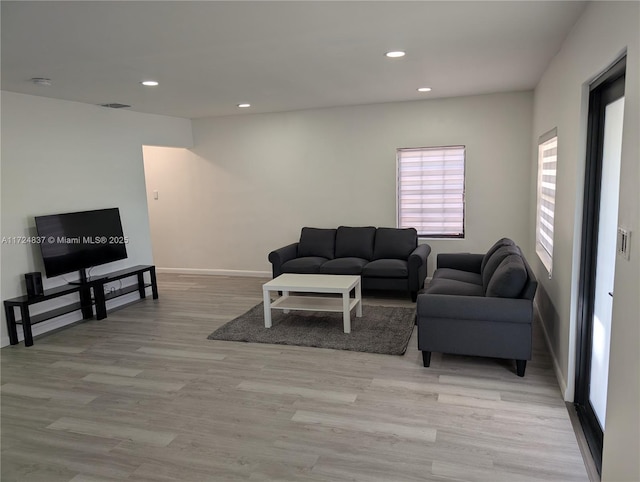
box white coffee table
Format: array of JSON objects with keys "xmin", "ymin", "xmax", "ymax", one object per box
[{"xmin": 262, "ymin": 274, "xmax": 362, "ymax": 333}]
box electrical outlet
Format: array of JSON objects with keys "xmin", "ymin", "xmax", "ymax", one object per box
[{"xmin": 617, "ymin": 227, "xmax": 631, "ymax": 260}]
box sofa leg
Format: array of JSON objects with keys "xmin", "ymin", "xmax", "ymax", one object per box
[
  {"xmin": 516, "ymin": 360, "xmax": 527, "ymax": 377},
  {"xmin": 422, "ymin": 351, "xmax": 431, "ymax": 367},
  {"xmin": 410, "ymin": 291, "xmax": 417, "ymax": 302}
]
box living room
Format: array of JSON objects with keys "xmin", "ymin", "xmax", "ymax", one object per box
[{"xmin": 1, "ymin": 2, "xmax": 638, "ymax": 481}]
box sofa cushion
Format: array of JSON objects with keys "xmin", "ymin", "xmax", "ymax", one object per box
[
  {"xmin": 298, "ymin": 228, "xmax": 336, "ymax": 259},
  {"xmin": 486, "ymin": 254, "xmax": 528, "ymax": 298},
  {"xmin": 482, "ymin": 245, "xmax": 522, "ymax": 291},
  {"xmin": 335, "ymin": 226, "xmax": 376, "ymax": 260},
  {"xmin": 481, "ymin": 238, "xmax": 515, "ymax": 274},
  {"xmin": 319, "ymin": 257, "xmax": 368, "ymax": 275},
  {"xmin": 282, "ymin": 257, "xmax": 328, "ymax": 274},
  {"xmin": 373, "ymin": 227, "xmax": 417, "ymax": 260},
  {"xmin": 433, "ymin": 268, "xmax": 483, "ymax": 286},
  {"xmin": 362, "ymin": 259, "xmax": 409, "ymax": 278},
  {"xmin": 425, "ymin": 278, "xmax": 485, "ymax": 297}
]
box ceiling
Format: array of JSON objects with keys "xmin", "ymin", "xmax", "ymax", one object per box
[{"xmin": 1, "ymin": 1, "xmax": 587, "ymax": 119}]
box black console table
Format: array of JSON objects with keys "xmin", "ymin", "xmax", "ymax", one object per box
[
  {"xmin": 4, "ymin": 265, "xmax": 158, "ymax": 347},
  {"xmin": 88, "ymin": 265, "xmax": 158, "ymax": 320}
]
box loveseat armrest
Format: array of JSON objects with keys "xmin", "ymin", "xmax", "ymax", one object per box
[
  {"xmin": 417, "ymin": 293, "xmax": 532, "ymax": 324},
  {"xmin": 268, "ymin": 242, "xmax": 299, "ymax": 278},
  {"xmin": 408, "ymin": 244, "xmax": 432, "ymax": 295},
  {"xmin": 409, "ymin": 244, "xmax": 431, "ymax": 269},
  {"xmin": 436, "ymin": 253, "xmax": 484, "ymax": 273}
]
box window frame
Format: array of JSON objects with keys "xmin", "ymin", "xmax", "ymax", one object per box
[
  {"xmin": 535, "ymin": 128, "xmax": 558, "ymax": 276},
  {"xmin": 396, "ymin": 145, "xmax": 466, "ymax": 239}
]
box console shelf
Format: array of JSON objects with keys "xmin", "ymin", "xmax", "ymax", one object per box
[
  {"xmin": 4, "ymin": 265, "xmax": 158, "ymax": 347},
  {"xmin": 29, "ymin": 302, "xmax": 86, "ymax": 325},
  {"xmin": 103, "ymin": 283, "xmax": 152, "ymax": 302}
]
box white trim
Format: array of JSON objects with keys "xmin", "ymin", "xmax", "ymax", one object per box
[
  {"xmin": 156, "ymin": 267, "xmax": 271, "ymax": 278},
  {"xmin": 535, "ymin": 299, "xmax": 569, "ymax": 400}
]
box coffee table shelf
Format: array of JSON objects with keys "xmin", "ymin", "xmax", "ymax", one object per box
[{"xmin": 271, "ymin": 295, "xmax": 360, "ymax": 313}]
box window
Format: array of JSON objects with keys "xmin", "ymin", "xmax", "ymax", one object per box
[
  {"xmin": 536, "ymin": 129, "xmax": 558, "ymax": 275},
  {"xmin": 397, "ymin": 146, "xmax": 465, "ymax": 237}
]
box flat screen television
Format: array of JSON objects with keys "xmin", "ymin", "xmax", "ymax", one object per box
[{"xmin": 35, "ymin": 208, "xmax": 128, "ymax": 281}]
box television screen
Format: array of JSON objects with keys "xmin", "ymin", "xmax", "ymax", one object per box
[{"xmin": 35, "ymin": 208, "xmax": 128, "ymax": 278}]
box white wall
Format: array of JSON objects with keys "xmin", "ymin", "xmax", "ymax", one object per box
[
  {"xmin": 144, "ymin": 91, "xmax": 533, "ymax": 276},
  {"xmin": 530, "ymin": 2, "xmax": 639, "ymax": 481},
  {"xmin": 1, "ymin": 92, "xmax": 193, "ymax": 347}
]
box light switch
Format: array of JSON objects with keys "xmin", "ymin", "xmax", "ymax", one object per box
[
  {"xmin": 617, "ymin": 227, "xmax": 631, "ymax": 260},
  {"xmin": 153, "ymin": 190, "xmax": 159, "ymax": 200}
]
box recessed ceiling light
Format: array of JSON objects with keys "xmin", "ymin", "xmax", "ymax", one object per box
[
  {"xmin": 141, "ymin": 80, "xmax": 159, "ymax": 87},
  {"xmin": 417, "ymin": 87, "xmax": 432, "ymax": 92},
  {"xmin": 237, "ymin": 103, "xmax": 251, "ymax": 108},
  {"xmin": 385, "ymin": 51, "xmax": 406, "ymax": 58}
]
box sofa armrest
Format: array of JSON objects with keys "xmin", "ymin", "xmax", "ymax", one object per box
[
  {"xmin": 268, "ymin": 242, "xmax": 299, "ymax": 278},
  {"xmin": 409, "ymin": 244, "xmax": 431, "ymax": 269},
  {"xmin": 417, "ymin": 293, "xmax": 532, "ymax": 324},
  {"xmin": 437, "ymin": 253, "xmax": 484, "ymax": 273},
  {"xmin": 408, "ymin": 243, "xmax": 431, "ymax": 292}
]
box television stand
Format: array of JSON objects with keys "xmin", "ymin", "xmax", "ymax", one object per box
[
  {"xmin": 68, "ymin": 267, "xmax": 101, "ymax": 286},
  {"xmin": 68, "ymin": 277, "xmax": 102, "ymax": 286},
  {"xmin": 4, "ymin": 265, "xmax": 158, "ymax": 346},
  {"xmin": 87, "ymin": 265, "xmax": 158, "ymax": 320}
]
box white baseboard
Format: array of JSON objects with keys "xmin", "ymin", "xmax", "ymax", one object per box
[
  {"xmin": 156, "ymin": 267, "xmax": 271, "ymax": 278},
  {"xmin": 535, "ymin": 299, "xmax": 569, "ymax": 400},
  {"xmin": 1, "ymin": 287, "xmax": 151, "ymax": 348}
]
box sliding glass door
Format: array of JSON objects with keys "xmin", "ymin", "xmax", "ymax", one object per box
[{"xmin": 576, "ymin": 57, "xmax": 625, "ymax": 474}]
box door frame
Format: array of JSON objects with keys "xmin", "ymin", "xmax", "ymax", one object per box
[{"xmin": 575, "ymin": 56, "xmax": 626, "ymax": 475}]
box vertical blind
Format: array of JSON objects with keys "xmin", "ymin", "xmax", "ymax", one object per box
[
  {"xmin": 536, "ymin": 132, "xmax": 557, "ymax": 273},
  {"xmin": 397, "ymin": 146, "xmax": 465, "ymax": 237}
]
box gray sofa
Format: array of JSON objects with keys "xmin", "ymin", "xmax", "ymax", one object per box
[
  {"xmin": 268, "ymin": 226, "xmax": 431, "ymax": 301},
  {"xmin": 417, "ymin": 238, "xmax": 537, "ymax": 376}
]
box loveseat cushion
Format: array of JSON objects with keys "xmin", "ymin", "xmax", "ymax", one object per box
[
  {"xmin": 373, "ymin": 227, "xmax": 417, "ymax": 260},
  {"xmin": 486, "ymin": 254, "xmax": 528, "ymax": 298},
  {"xmin": 433, "ymin": 268, "xmax": 482, "ymax": 286},
  {"xmin": 482, "ymin": 245, "xmax": 522, "ymax": 291},
  {"xmin": 481, "ymin": 237, "xmax": 515, "ymax": 274},
  {"xmin": 425, "ymin": 278, "xmax": 485, "ymax": 297},
  {"xmin": 362, "ymin": 259, "xmax": 409, "ymax": 278},
  {"xmin": 282, "ymin": 257, "xmax": 328, "ymax": 274},
  {"xmin": 319, "ymin": 257, "xmax": 368, "ymax": 275},
  {"xmin": 298, "ymin": 228, "xmax": 336, "ymax": 259},
  {"xmin": 335, "ymin": 226, "xmax": 376, "ymax": 260}
]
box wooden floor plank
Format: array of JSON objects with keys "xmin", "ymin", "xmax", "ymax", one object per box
[{"xmin": 1, "ymin": 274, "xmax": 590, "ymax": 481}]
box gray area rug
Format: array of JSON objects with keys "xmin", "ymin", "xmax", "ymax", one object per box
[{"xmin": 208, "ymin": 303, "xmax": 415, "ymax": 355}]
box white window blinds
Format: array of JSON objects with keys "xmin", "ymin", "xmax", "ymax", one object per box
[
  {"xmin": 397, "ymin": 146, "xmax": 465, "ymax": 237},
  {"xmin": 536, "ymin": 130, "xmax": 557, "ymax": 275}
]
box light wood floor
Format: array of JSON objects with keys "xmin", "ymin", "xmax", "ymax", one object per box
[{"xmin": 1, "ymin": 274, "xmax": 590, "ymax": 481}]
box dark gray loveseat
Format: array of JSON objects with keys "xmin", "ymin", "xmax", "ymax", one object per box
[
  {"xmin": 417, "ymin": 238, "xmax": 537, "ymax": 376},
  {"xmin": 268, "ymin": 226, "xmax": 431, "ymax": 301}
]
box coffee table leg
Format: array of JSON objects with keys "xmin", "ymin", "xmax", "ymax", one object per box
[
  {"xmin": 355, "ymin": 281, "xmax": 362, "ymax": 317},
  {"xmin": 282, "ymin": 290, "xmax": 290, "ymax": 314},
  {"xmin": 343, "ymin": 291, "xmax": 351, "ymax": 333},
  {"xmin": 263, "ymin": 289, "xmax": 272, "ymax": 328}
]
